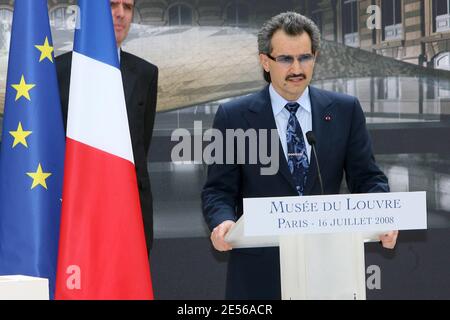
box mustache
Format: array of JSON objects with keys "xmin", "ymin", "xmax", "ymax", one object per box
[{"xmin": 286, "ymin": 74, "xmax": 306, "ymax": 81}]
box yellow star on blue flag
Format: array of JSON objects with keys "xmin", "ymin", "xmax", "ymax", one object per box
[
  {"xmin": 35, "ymin": 37, "xmax": 54, "ymax": 62},
  {"xmin": 11, "ymin": 75, "xmax": 36, "ymax": 101},
  {"xmin": 9, "ymin": 122, "xmax": 32, "ymax": 148},
  {"xmin": 26, "ymin": 163, "xmax": 52, "ymax": 190}
]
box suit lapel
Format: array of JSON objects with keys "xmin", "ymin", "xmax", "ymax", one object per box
[
  {"xmin": 303, "ymin": 86, "xmax": 334, "ymax": 195},
  {"xmin": 243, "ymin": 86, "xmax": 298, "ymax": 193},
  {"xmin": 120, "ymin": 50, "xmax": 138, "ymax": 111}
]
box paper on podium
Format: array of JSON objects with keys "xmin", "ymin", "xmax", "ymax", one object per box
[
  {"xmin": 225, "ymin": 216, "xmax": 383, "ymax": 248},
  {"xmin": 225, "ymin": 216, "xmax": 278, "ymax": 248},
  {"xmin": 362, "ymin": 231, "xmax": 385, "ymax": 242}
]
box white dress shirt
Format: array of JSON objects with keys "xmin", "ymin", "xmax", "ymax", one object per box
[{"xmin": 269, "ymin": 84, "xmax": 312, "ymax": 163}]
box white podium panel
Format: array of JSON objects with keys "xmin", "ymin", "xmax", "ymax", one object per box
[
  {"xmin": 279, "ymin": 233, "xmax": 366, "ymax": 300},
  {"xmin": 0, "ymin": 275, "xmax": 49, "ymax": 300}
]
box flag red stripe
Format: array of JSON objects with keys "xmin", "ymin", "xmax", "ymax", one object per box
[{"xmin": 56, "ymin": 138, "xmax": 153, "ymax": 300}]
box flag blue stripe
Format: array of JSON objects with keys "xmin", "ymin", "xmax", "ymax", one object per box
[
  {"xmin": 0, "ymin": 0, "xmax": 65, "ymax": 299},
  {"xmin": 74, "ymin": 0, "xmax": 119, "ymax": 69}
]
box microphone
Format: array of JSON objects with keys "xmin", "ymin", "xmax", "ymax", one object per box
[{"xmin": 306, "ymin": 131, "xmax": 324, "ymax": 195}]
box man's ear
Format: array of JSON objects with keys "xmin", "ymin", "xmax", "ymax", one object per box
[{"xmin": 259, "ymin": 54, "xmax": 270, "ymax": 73}]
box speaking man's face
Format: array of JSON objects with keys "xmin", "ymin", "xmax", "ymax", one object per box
[
  {"xmin": 260, "ymin": 30, "xmax": 317, "ymax": 101},
  {"xmin": 111, "ymin": 0, "xmax": 134, "ymax": 47}
]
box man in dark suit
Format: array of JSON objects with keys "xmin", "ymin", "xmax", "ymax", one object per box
[
  {"xmin": 202, "ymin": 12, "xmax": 398, "ymax": 299},
  {"xmin": 56, "ymin": 0, "xmax": 158, "ymax": 253}
]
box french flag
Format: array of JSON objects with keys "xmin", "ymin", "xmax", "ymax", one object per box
[{"xmin": 55, "ymin": 0, "xmax": 153, "ymax": 299}]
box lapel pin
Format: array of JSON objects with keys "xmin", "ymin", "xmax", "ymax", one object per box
[{"xmin": 324, "ymin": 115, "xmax": 332, "ymax": 121}]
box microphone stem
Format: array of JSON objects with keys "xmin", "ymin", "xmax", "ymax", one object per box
[{"xmin": 312, "ymin": 145, "xmax": 324, "ymax": 195}]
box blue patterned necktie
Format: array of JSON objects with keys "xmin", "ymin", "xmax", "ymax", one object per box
[{"xmin": 285, "ymin": 102, "xmax": 309, "ymax": 195}]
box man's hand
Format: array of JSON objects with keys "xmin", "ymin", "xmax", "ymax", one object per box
[
  {"xmin": 210, "ymin": 220, "xmax": 235, "ymax": 252},
  {"xmin": 379, "ymin": 230, "xmax": 399, "ymax": 249}
]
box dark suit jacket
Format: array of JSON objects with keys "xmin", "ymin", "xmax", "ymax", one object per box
[
  {"xmin": 202, "ymin": 85, "xmax": 389, "ymax": 299},
  {"xmin": 56, "ymin": 50, "xmax": 158, "ymax": 253}
]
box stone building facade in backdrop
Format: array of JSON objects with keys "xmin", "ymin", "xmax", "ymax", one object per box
[{"xmin": 0, "ymin": 1, "xmax": 450, "ymax": 69}]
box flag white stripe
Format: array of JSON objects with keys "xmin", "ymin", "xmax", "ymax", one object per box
[{"xmin": 66, "ymin": 52, "xmax": 134, "ymax": 164}]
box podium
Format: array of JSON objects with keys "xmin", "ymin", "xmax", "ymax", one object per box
[
  {"xmin": 225, "ymin": 192, "xmax": 427, "ymax": 300},
  {"xmin": 0, "ymin": 275, "xmax": 49, "ymax": 300},
  {"xmin": 226, "ymin": 216, "xmax": 375, "ymax": 299}
]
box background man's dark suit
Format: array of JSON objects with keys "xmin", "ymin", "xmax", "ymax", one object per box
[
  {"xmin": 202, "ymin": 85, "xmax": 389, "ymax": 299},
  {"xmin": 56, "ymin": 50, "xmax": 158, "ymax": 252}
]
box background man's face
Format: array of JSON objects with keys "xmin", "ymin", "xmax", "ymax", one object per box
[
  {"xmin": 260, "ymin": 30, "xmax": 316, "ymax": 101},
  {"xmin": 111, "ymin": 0, "xmax": 134, "ymax": 47}
]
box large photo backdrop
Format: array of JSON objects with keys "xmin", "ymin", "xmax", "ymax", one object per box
[{"xmin": 0, "ymin": 0, "xmax": 449, "ymax": 299}]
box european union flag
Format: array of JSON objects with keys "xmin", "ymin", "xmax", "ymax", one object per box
[{"xmin": 0, "ymin": 0, "xmax": 65, "ymax": 299}]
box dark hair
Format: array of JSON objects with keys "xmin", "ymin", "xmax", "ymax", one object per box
[{"xmin": 258, "ymin": 11, "xmax": 321, "ymax": 83}]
